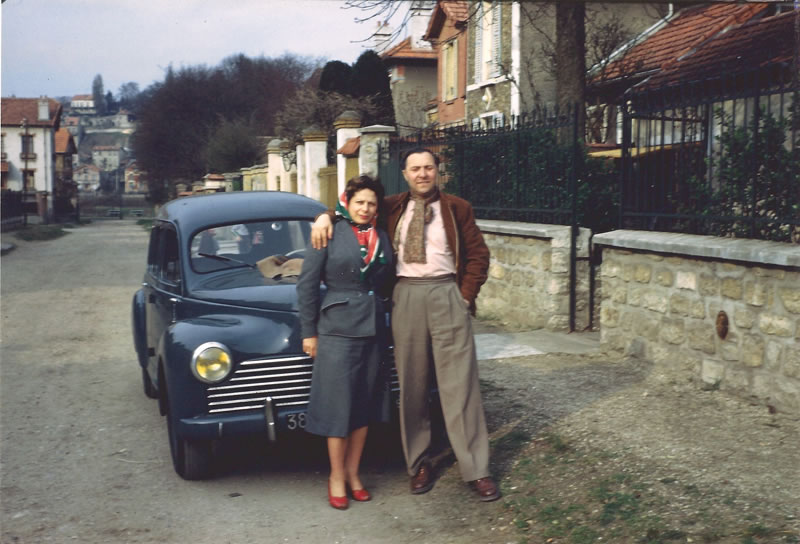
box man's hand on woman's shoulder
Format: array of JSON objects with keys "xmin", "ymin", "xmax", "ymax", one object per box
[{"xmin": 311, "ymin": 213, "xmax": 334, "ymax": 249}]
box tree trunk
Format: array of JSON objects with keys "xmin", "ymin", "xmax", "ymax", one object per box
[{"xmin": 556, "ymin": 3, "xmax": 586, "ymax": 143}]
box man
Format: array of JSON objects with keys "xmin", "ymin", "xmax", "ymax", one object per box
[{"xmin": 311, "ymin": 148, "xmax": 499, "ymax": 502}]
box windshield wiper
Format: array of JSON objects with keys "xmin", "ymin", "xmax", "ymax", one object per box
[{"xmin": 198, "ymin": 253, "xmax": 256, "ymax": 269}]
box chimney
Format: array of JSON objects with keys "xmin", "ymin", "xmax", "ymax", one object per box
[
  {"xmin": 372, "ymin": 21, "xmax": 393, "ymax": 54},
  {"xmin": 37, "ymin": 97, "xmax": 50, "ymax": 122},
  {"xmin": 408, "ymin": 0, "xmax": 435, "ymax": 49}
]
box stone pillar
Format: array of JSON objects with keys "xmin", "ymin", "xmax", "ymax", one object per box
[
  {"xmin": 266, "ymin": 139, "xmax": 283, "ymax": 191},
  {"xmin": 358, "ymin": 125, "xmax": 396, "ymax": 179},
  {"xmin": 279, "ymin": 140, "xmax": 296, "ymax": 193},
  {"xmin": 295, "ymin": 143, "xmax": 306, "ymax": 196},
  {"xmin": 302, "ymin": 127, "xmax": 328, "ymax": 202},
  {"xmin": 334, "ymin": 110, "xmax": 361, "ymax": 196}
]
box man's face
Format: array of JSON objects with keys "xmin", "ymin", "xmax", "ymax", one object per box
[{"xmin": 402, "ymin": 152, "xmax": 438, "ymax": 196}]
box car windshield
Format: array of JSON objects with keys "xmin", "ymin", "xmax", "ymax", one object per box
[{"xmin": 190, "ymin": 220, "xmax": 311, "ymax": 280}]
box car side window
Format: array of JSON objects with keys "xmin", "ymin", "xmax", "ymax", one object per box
[
  {"xmin": 160, "ymin": 227, "xmax": 180, "ymax": 284},
  {"xmin": 146, "ymin": 227, "xmax": 160, "ymax": 277}
]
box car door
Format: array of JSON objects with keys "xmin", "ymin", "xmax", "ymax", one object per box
[{"xmin": 146, "ymin": 223, "xmax": 182, "ymax": 365}]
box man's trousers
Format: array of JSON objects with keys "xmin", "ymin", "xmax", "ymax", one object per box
[{"xmin": 391, "ymin": 275, "xmax": 490, "ymax": 482}]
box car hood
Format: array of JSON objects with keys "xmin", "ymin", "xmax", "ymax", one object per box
[{"xmin": 190, "ymin": 283, "xmax": 301, "ymax": 312}]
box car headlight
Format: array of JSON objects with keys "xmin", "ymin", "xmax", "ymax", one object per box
[{"xmin": 191, "ymin": 342, "xmax": 233, "ymax": 384}]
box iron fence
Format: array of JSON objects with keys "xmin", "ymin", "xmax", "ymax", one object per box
[{"xmin": 621, "ymin": 68, "xmax": 800, "ymax": 243}]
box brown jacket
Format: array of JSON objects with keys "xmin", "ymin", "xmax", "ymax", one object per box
[
  {"xmin": 386, "ymin": 191, "xmax": 490, "ymax": 314},
  {"xmin": 324, "ymin": 191, "xmax": 490, "ymax": 312}
]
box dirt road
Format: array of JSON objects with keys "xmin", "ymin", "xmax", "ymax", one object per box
[{"xmin": 2, "ymin": 221, "xmax": 798, "ymax": 544}]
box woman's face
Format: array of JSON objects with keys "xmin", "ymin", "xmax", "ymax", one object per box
[{"xmin": 347, "ymin": 188, "xmax": 378, "ymax": 225}]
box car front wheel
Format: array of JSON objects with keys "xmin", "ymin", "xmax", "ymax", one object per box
[
  {"xmin": 142, "ymin": 367, "xmax": 158, "ymax": 399},
  {"xmin": 165, "ymin": 387, "xmax": 213, "ymax": 480}
]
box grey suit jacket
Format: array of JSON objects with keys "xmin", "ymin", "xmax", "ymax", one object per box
[{"xmin": 297, "ymin": 220, "xmax": 393, "ymax": 339}]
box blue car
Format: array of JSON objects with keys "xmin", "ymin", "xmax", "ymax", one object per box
[{"xmin": 131, "ymin": 191, "xmax": 397, "ymax": 479}]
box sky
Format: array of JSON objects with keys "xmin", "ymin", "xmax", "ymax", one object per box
[{"xmin": 1, "ymin": 0, "xmax": 404, "ymax": 99}]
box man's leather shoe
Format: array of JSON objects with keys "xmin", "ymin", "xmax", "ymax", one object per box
[
  {"xmin": 410, "ymin": 463, "xmax": 434, "ymax": 494},
  {"xmin": 472, "ymin": 477, "xmax": 500, "ymax": 502}
]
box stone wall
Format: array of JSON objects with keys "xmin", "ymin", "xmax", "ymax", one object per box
[
  {"xmin": 594, "ymin": 230, "xmax": 800, "ymax": 413},
  {"xmin": 477, "ymin": 220, "xmax": 591, "ymax": 331}
]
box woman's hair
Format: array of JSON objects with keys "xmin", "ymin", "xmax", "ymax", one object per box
[
  {"xmin": 345, "ymin": 174, "xmax": 385, "ymax": 203},
  {"xmin": 344, "ymin": 175, "xmax": 386, "ymax": 228},
  {"xmin": 401, "ymin": 147, "xmax": 440, "ymax": 170}
]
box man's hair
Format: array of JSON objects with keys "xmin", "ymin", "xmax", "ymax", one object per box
[
  {"xmin": 345, "ymin": 174, "xmax": 385, "ymax": 203},
  {"xmin": 401, "ymin": 148, "xmax": 440, "ymax": 170}
]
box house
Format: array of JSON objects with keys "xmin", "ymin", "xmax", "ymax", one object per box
[
  {"xmin": 70, "ymin": 94, "xmax": 96, "ymax": 115},
  {"xmin": 74, "ymin": 164, "xmax": 101, "ymax": 192},
  {"xmin": 124, "ymin": 160, "xmax": 148, "ymax": 193},
  {"xmin": 586, "ymin": 3, "xmax": 793, "ymax": 148},
  {"xmin": 381, "ymin": 2, "xmax": 439, "ymax": 134},
  {"xmin": 54, "ymin": 128, "xmax": 77, "ymax": 189},
  {"xmin": 1, "ymin": 97, "xmax": 63, "ymax": 219},
  {"xmin": 423, "ymin": 0, "xmax": 470, "ymax": 128},
  {"xmin": 463, "ymin": 2, "xmax": 665, "ymax": 129},
  {"xmin": 92, "ymin": 145, "xmax": 125, "ymax": 171}
]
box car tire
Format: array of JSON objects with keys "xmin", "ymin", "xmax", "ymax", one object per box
[
  {"xmin": 142, "ymin": 367, "xmax": 158, "ymax": 399},
  {"xmin": 165, "ymin": 386, "xmax": 213, "ymax": 480}
]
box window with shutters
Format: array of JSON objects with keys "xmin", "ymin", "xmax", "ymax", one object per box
[
  {"xmin": 473, "ymin": 1, "xmax": 502, "ymax": 84},
  {"xmin": 443, "ymin": 38, "xmax": 458, "ymax": 101}
]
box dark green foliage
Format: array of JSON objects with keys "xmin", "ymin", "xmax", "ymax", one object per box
[
  {"xmin": 351, "ymin": 50, "xmax": 395, "ymax": 126},
  {"xmin": 674, "ymin": 108, "xmax": 799, "ymax": 242},
  {"xmin": 205, "ymin": 118, "xmax": 263, "ymax": 174},
  {"xmin": 319, "ymin": 61, "xmax": 353, "ymax": 95},
  {"xmin": 442, "ymin": 127, "xmax": 619, "ymax": 233}
]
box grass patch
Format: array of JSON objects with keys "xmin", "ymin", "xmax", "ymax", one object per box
[
  {"xmin": 136, "ymin": 218, "xmax": 154, "ymax": 229},
  {"xmin": 499, "ymin": 429, "xmax": 800, "ymax": 544},
  {"xmin": 13, "ymin": 224, "xmax": 69, "ymax": 241}
]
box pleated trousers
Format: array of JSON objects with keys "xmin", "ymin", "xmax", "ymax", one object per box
[{"xmin": 391, "ymin": 275, "xmax": 490, "ymax": 482}]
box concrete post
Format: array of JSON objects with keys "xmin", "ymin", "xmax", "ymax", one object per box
[
  {"xmin": 334, "ymin": 111, "xmax": 361, "ymax": 196},
  {"xmin": 358, "ymin": 125, "xmax": 396, "ymax": 179},
  {"xmin": 302, "ymin": 127, "xmax": 328, "ymax": 202},
  {"xmin": 279, "ymin": 140, "xmax": 296, "ymax": 193},
  {"xmin": 266, "ymin": 139, "xmax": 283, "ymax": 191},
  {"xmin": 295, "ymin": 143, "xmax": 306, "ymax": 196}
]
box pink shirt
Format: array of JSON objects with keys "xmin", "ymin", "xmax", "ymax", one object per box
[{"xmin": 395, "ymin": 199, "xmax": 457, "ymax": 278}]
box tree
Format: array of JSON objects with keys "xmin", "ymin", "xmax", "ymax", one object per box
[
  {"xmin": 105, "ymin": 91, "xmax": 116, "ymax": 113},
  {"xmin": 118, "ymin": 82, "xmax": 140, "ymax": 112},
  {"xmin": 275, "ymin": 88, "xmax": 380, "ymax": 149},
  {"xmin": 319, "ymin": 60, "xmax": 353, "ymax": 95},
  {"xmin": 92, "ymin": 74, "xmax": 106, "ymax": 115},
  {"xmin": 132, "ymin": 54, "xmax": 318, "ymax": 201},
  {"xmin": 205, "ymin": 118, "xmax": 263, "ymax": 174},
  {"xmin": 351, "ymin": 50, "xmax": 395, "ymax": 126}
]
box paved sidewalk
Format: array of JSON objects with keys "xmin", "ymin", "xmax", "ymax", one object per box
[{"xmin": 474, "ymin": 321, "xmax": 600, "ymax": 360}]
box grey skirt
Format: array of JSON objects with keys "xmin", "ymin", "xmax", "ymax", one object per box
[{"xmin": 305, "ymin": 334, "xmax": 389, "ymax": 438}]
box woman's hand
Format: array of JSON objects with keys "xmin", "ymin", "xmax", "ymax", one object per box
[
  {"xmin": 303, "ymin": 337, "xmax": 318, "ymax": 358},
  {"xmin": 311, "ymin": 214, "xmax": 333, "ymax": 249}
]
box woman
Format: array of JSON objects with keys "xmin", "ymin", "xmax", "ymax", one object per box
[{"xmin": 296, "ymin": 175, "xmax": 393, "ymax": 510}]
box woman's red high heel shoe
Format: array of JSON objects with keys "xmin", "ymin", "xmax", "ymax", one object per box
[
  {"xmin": 328, "ymin": 481, "xmax": 348, "ymax": 510},
  {"xmin": 347, "ymin": 484, "xmax": 371, "ymax": 502}
]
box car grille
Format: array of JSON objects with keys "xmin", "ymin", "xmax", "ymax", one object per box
[{"xmin": 206, "ymin": 353, "xmax": 400, "ymax": 415}]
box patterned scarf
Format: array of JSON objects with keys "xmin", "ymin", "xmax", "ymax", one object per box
[
  {"xmin": 335, "ymin": 191, "xmax": 385, "ymax": 280},
  {"xmin": 401, "ymin": 187, "xmax": 440, "ymax": 264}
]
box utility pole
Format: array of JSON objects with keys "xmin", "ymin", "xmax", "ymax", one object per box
[{"xmin": 20, "ymin": 117, "xmax": 29, "ymax": 226}]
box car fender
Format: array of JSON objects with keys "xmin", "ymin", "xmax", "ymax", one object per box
[
  {"xmin": 131, "ymin": 289, "xmax": 148, "ymax": 369},
  {"xmin": 157, "ymin": 311, "xmax": 302, "ymax": 423}
]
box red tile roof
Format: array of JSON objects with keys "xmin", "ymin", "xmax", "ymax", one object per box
[
  {"xmin": 54, "ymin": 128, "xmax": 76, "ymax": 154},
  {"xmin": 381, "ymin": 37, "xmax": 438, "ymax": 62},
  {"xmin": 425, "ymin": 0, "xmax": 469, "ymax": 40},
  {"xmin": 337, "ymin": 136, "xmax": 360, "ymax": 156},
  {"xmin": 642, "ymin": 11, "xmax": 796, "ymax": 89},
  {"xmin": 0, "ymin": 98, "xmax": 61, "ymax": 128},
  {"xmin": 599, "ymin": 3, "xmax": 769, "ymax": 82}
]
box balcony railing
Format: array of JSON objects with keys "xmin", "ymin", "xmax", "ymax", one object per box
[{"xmin": 20, "ymin": 152, "xmax": 37, "ymax": 160}]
